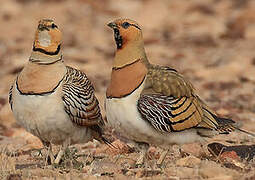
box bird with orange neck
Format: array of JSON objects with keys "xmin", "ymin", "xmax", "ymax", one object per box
[
  {"xmin": 105, "ymin": 18, "xmax": 254, "ymax": 167},
  {"xmin": 9, "ymin": 19, "xmax": 106, "ymax": 164}
]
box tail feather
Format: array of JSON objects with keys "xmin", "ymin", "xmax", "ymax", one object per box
[
  {"xmin": 101, "ymin": 136, "xmax": 117, "ymax": 149},
  {"xmin": 90, "ymin": 125, "xmax": 117, "ymax": 149},
  {"xmin": 196, "ymin": 96, "xmax": 255, "ymax": 137},
  {"xmin": 210, "ymin": 111, "xmax": 255, "ymax": 137}
]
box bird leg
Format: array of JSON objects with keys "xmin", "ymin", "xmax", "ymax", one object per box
[
  {"xmin": 156, "ymin": 149, "xmax": 169, "ymax": 167},
  {"xmin": 42, "ymin": 141, "xmax": 55, "ymax": 165},
  {"xmin": 54, "ymin": 139, "xmax": 70, "ymax": 164},
  {"xmin": 135, "ymin": 142, "xmax": 149, "ymax": 167},
  {"xmin": 54, "ymin": 149, "xmax": 64, "ymax": 165}
]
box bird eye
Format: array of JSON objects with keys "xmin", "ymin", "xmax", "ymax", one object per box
[
  {"xmin": 121, "ymin": 22, "xmax": 130, "ymax": 29},
  {"xmin": 51, "ymin": 23, "xmax": 58, "ymax": 29}
]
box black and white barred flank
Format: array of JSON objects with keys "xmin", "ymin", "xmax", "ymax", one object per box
[
  {"xmin": 62, "ymin": 66, "xmax": 103, "ymax": 127},
  {"xmin": 137, "ymin": 94, "xmax": 199, "ymax": 133},
  {"xmin": 9, "ymin": 85, "xmax": 13, "ymax": 110}
]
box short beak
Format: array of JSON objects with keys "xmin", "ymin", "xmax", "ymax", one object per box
[{"xmin": 107, "ymin": 22, "xmax": 118, "ymax": 29}]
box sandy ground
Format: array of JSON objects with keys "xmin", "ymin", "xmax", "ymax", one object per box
[{"xmin": 1, "ymin": 0, "xmax": 255, "ymax": 179}]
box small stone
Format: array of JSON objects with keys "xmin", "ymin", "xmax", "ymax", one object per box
[
  {"xmin": 95, "ymin": 139, "xmax": 132, "ymax": 156},
  {"xmin": 176, "ymin": 155, "xmax": 201, "ymax": 167},
  {"xmin": 220, "ymin": 151, "xmax": 240, "ymax": 161},
  {"xmin": 181, "ymin": 143, "xmax": 204, "ymax": 157}
]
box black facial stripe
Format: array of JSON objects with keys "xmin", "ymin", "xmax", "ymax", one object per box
[
  {"xmin": 33, "ymin": 44, "xmax": 61, "ymax": 55},
  {"xmin": 114, "ymin": 28, "xmax": 122, "ymax": 49},
  {"xmin": 130, "ymin": 24, "xmax": 141, "ymax": 30},
  {"xmin": 113, "ymin": 23, "xmax": 140, "ymax": 49},
  {"xmin": 38, "ymin": 25, "xmax": 50, "ymax": 31}
]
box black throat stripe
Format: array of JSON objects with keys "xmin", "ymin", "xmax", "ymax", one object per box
[
  {"xmin": 33, "ymin": 44, "xmax": 61, "ymax": 55},
  {"xmin": 114, "ymin": 29, "xmax": 123, "ymax": 49},
  {"xmin": 114, "ymin": 24, "xmax": 140, "ymax": 49}
]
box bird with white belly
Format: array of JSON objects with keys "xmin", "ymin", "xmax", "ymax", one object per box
[
  {"xmin": 105, "ymin": 18, "xmax": 254, "ymax": 166},
  {"xmin": 9, "ymin": 19, "xmax": 106, "ymax": 164}
]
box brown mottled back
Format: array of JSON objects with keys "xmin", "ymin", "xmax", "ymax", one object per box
[{"xmin": 145, "ymin": 64, "xmax": 195, "ymax": 97}]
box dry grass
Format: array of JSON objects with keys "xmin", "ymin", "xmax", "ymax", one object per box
[{"xmin": 0, "ymin": 146, "xmax": 17, "ymax": 179}]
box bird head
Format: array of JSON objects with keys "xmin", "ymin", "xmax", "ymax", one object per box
[
  {"xmin": 107, "ymin": 18, "xmax": 143, "ymax": 50},
  {"xmin": 107, "ymin": 18, "xmax": 147, "ymax": 68},
  {"xmin": 33, "ymin": 19, "xmax": 62, "ymax": 55}
]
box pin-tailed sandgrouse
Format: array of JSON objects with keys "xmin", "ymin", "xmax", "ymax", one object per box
[
  {"xmin": 9, "ymin": 19, "xmax": 106, "ymax": 164},
  {"xmin": 105, "ymin": 18, "xmax": 254, "ymax": 166}
]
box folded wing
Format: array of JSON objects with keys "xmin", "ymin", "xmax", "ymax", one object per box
[{"xmin": 62, "ymin": 66, "xmax": 103, "ymax": 127}]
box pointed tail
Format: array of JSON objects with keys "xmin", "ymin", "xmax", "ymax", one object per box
[{"xmin": 212, "ymin": 113, "xmax": 255, "ymax": 137}]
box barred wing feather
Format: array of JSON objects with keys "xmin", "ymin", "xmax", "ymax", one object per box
[
  {"xmin": 62, "ymin": 66, "xmax": 103, "ymax": 126},
  {"xmin": 9, "ymin": 84, "xmax": 13, "ymax": 110},
  {"xmin": 137, "ymin": 94, "xmax": 203, "ymax": 132}
]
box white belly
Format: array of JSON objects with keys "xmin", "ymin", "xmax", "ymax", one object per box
[
  {"xmin": 12, "ymin": 83, "xmax": 94, "ymax": 145},
  {"xmin": 105, "ymin": 82, "xmax": 202, "ymax": 147}
]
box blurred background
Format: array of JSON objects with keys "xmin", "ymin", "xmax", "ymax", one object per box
[{"xmin": 0, "ymin": 0, "xmax": 255, "ymax": 176}]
